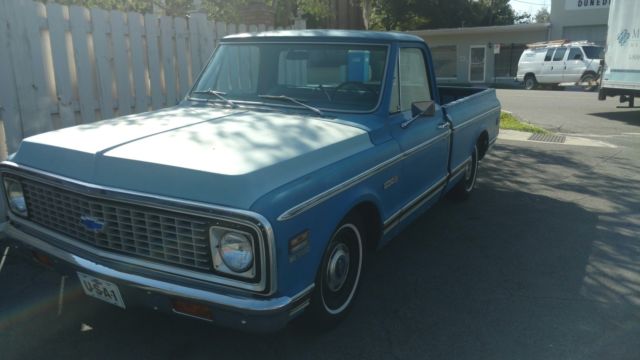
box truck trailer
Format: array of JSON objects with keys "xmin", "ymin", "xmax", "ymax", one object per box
[{"xmin": 598, "ymin": 0, "xmax": 640, "ymax": 107}]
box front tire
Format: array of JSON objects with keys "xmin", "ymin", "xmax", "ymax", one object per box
[
  {"xmin": 305, "ymin": 215, "xmax": 365, "ymax": 329},
  {"xmin": 449, "ymin": 144, "xmax": 479, "ymax": 201},
  {"xmin": 581, "ymin": 73, "xmax": 598, "ymax": 92},
  {"xmin": 524, "ymin": 75, "xmax": 537, "ymax": 90}
]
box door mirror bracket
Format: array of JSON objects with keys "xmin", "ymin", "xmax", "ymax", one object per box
[{"xmin": 402, "ymin": 101, "xmax": 435, "ymax": 128}]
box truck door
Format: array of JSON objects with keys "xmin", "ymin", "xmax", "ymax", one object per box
[
  {"xmin": 548, "ymin": 47, "xmax": 567, "ymax": 83},
  {"xmin": 539, "ymin": 48, "xmax": 556, "ymax": 83},
  {"xmin": 388, "ymin": 46, "xmax": 450, "ymax": 220},
  {"xmin": 564, "ymin": 47, "xmax": 586, "ymax": 82}
]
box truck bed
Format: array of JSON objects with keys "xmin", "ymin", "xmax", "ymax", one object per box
[
  {"xmin": 440, "ymin": 86, "xmax": 501, "ymax": 189},
  {"xmin": 438, "ymin": 86, "xmax": 487, "ymax": 105}
]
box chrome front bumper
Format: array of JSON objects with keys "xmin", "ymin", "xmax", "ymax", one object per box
[{"xmin": 1, "ymin": 221, "xmax": 312, "ymax": 332}]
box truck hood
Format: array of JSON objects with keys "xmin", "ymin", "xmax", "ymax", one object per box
[{"xmin": 13, "ymin": 106, "xmax": 372, "ymax": 209}]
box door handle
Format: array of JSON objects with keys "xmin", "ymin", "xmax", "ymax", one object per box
[{"xmin": 437, "ymin": 122, "xmax": 450, "ymax": 129}]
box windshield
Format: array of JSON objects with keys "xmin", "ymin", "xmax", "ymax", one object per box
[
  {"xmin": 190, "ymin": 43, "xmax": 388, "ymax": 112},
  {"xmin": 582, "ymin": 46, "xmax": 604, "ymax": 59}
]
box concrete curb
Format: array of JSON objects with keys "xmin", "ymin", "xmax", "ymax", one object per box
[{"xmin": 498, "ymin": 129, "xmax": 617, "ymax": 148}]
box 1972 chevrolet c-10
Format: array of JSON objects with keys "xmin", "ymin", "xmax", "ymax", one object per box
[{"xmin": 0, "ymin": 30, "xmax": 499, "ymax": 331}]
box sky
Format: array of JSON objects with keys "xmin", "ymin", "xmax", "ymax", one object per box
[{"xmin": 509, "ymin": 0, "xmax": 550, "ymax": 16}]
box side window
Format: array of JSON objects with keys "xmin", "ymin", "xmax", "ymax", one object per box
[
  {"xmin": 389, "ymin": 56, "xmax": 400, "ymax": 114},
  {"xmin": 399, "ymin": 48, "xmax": 431, "ymax": 112},
  {"xmin": 568, "ymin": 47, "xmax": 583, "ymax": 60},
  {"xmin": 553, "ymin": 48, "xmax": 567, "ymax": 61},
  {"xmin": 544, "ymin": 48, "xmax": 554, "ymax": 61}
]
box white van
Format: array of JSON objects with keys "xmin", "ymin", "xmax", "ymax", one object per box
[{"xmin": 516, "ymin": 40, "xmax": 604, "ymax": 90}]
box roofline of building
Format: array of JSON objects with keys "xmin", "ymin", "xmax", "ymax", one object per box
[{"xmin": 407, "ymin": 22, "xmax": 551, "ymax": 37}]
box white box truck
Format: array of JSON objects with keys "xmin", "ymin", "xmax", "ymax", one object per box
[{"xmin": 598, "ymin": 0, "xmax": 640, "ymax": 107}]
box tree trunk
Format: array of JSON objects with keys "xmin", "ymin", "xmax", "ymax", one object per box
[{"xmin": 360, "ymin": 0, "xmax": 371, "ymax": 30}]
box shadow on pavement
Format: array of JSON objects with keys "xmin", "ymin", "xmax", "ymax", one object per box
[
  {"xmin": 1, "ymin": 143, "xmax": 639, "ymax": 360},
  {"xmin": 588, "ymin": 110, "xmax": 640, "ymax": 126}
]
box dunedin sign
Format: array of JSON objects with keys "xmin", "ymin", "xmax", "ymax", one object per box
[{"xmin": 565, "ymin": 0, "xmax": 611, "ymax": 11}]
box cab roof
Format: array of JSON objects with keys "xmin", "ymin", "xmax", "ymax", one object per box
[{"xmin": 222, "ymin": 29, "xmax": 425, "ymax": 44}]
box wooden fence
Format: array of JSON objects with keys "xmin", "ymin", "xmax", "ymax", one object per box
[{"xmin": 0, "ymin": 0, "xmax": 305, "ymax": 156}]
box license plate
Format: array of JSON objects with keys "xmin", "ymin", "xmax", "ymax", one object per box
[{"xmin": 77, "ymin": 272, "xmax": 126, "ymax": 309}]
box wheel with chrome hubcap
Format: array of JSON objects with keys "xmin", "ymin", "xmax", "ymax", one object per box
[
  {"xmin": 449, "ymin": 144, "xmax": 479, "ymax": 201},
  {"xmin": 305, "ymin": 215, "xmax": 365, "ymax": 328}
]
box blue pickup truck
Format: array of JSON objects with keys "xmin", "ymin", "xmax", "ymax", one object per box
[{"xmin": 0, "ymin": 30, "xmax": 499, "ymax": 331}]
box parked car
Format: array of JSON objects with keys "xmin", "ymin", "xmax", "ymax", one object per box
[
  {"xmin": 0, "ymin": 30, "xmax": 500, "ymax": 332},
  {"xmin": 598, "ymin": 0, "xmax": 640, "ymax": 107},
  {"xmin": 516, "ymin": 40, "xmax": 604, "ymax": 90}
]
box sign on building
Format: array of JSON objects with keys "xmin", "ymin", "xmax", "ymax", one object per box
[{"xmin": 565, "ymin": 0, "xmax": 611, "ymax": 11}]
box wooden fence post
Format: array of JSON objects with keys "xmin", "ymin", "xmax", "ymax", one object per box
[{"xmin": 0, "ymin": 0, "xmax": 306, "ymax": 149}]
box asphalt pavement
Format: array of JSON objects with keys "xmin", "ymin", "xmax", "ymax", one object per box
[{"xmin": 0, "ymin": 89, "xmax": 639, "ymax": 359}]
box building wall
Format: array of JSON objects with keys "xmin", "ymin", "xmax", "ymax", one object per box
[
  {"xmin": 413, "ymin": 26, "xmax": 549, "ymax": 85},
  {"xmin": 550, "ymin": 0, "xmax": 610, "ymax": 44}
]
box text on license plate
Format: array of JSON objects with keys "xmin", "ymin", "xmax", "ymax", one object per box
[{"xmin": 77, "ymin": 272, "xmax": 126, "ymax": 309}]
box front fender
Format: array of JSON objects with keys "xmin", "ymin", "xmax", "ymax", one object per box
[{"xmin": 250, "ymin": 142, "xmax": 397, "ymax": 299}]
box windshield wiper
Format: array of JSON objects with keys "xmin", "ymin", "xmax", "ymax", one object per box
[
  {"xmin": 191, "ymin": 89, "xmax": 238, "ymax": 108},
  {"xmin": 258, "ymin": 95, "xmax": 324, "ymax": 116}
]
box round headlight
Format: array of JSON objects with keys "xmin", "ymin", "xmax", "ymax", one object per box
[
  {"xmin": 5, "ymin": 179, "xmax": 27, "ymax": 216},
  {"xmin": 220, "ymin": 232, "xmax": 254, "ymax": 273}
]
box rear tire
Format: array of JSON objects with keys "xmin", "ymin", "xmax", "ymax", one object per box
[
  {"xmin": 524, "ymin": 75, "xmax": 537, "ymax": 90},
  {"xmin": 304, "ymin": 214, "xmax": 365, "ymax": 330},
  {"xmin": 449, "ymin": 144, "xmax": 479, "ymax": 201}
]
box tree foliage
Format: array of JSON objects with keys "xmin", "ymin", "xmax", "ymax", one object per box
[
  {"xmin": 43, "ymin": 0, "xmax": 528, "ymax": 30},
  {"xmin": 43, "ymin": 0, "xmax": 153, "ymax": 13},
  {"xmin": 534, "ymin": 8, "xmax": 550, "ymax": 23},
  {"xmin": 369, "ymin": 0, "xmax": 527, "ymax": 30}
]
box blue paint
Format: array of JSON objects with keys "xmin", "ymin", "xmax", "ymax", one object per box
[{"xmin": 3, "ymin": 30, "xmax": 501, "ymax": 331}]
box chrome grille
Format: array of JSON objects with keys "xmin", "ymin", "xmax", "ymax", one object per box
[{"xmin": 21, "ymin": 179, "xmax": 213, "ymax": 271}]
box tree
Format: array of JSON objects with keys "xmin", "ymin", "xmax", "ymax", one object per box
[
  {"xmin": 465, "ymin": 0, "xmax": 528, "ymax": 27},
  {"xmin": 368, "ymin": 0, "xmax": 426, "ymax": 31},
  {"xmin": 41, "ymin": 0, "xmax": 153, "ymax": 13},
  {"xmin": 534, "ymin": 8, "xmax": 550, "ymax": 23}
]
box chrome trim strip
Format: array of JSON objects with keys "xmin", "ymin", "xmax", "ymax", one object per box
[
  {"xmin": 277, "ymin": 131, "xmax": 451, "ymax": 221},
  {"xmin": 487, "ymin": 137, "xmax": 497, "ymax": 152},
  {"xmin": 289, "ymin": 299, "xmax": 311, "ymax": 317},
  {"xmin": 3, "ymin": 220, "xmax": 313, "ymax": 314},
  {"xmin": 452, "ymin": 106, "xmax": 501, "ymax": 131},
  {"xmin": 0, "ymin": 161, "xmax": 277, "ymax": 295},
  {"xmin": 450, "ymin": 157, "xmax": 472, "ymax": 179},
  {"xmin": 383, "ymin": 176, "xmax": 448, "ymax": 233}
]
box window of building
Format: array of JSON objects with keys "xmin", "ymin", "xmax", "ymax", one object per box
[
  {"xmin": 431, "ymin": 46, "xmax": 457, "ymax": 78},
  {"xmin": 494, "ymin": 44, "xmax": 526, "ymax": 78}
]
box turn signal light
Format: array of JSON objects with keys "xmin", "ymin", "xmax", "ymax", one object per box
[{"xmin": 171, "ymin": 298, "xmax": 213, "ymax": 321}]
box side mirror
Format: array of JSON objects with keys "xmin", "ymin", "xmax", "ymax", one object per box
[{"xmin": 411, "ymin": 100, "xmax": 435, "ymax": 118}]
